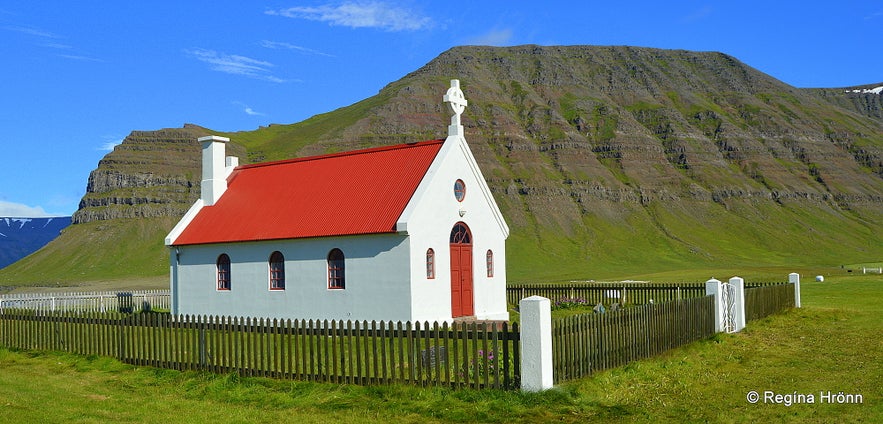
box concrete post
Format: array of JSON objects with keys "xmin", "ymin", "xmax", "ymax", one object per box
[
  {"xmin": 519, "ymin": 295, "xmax": 553, "ymax": 392},
  {"xmin": 729, "ymin": 276, "xmax": 746, "ymax": 332},
  {"xmin": 705, "ymin": 278, "xmax": 724, "ymax": 333},
  {"xmin": 788, "ymin": 273, "xmax": 801, "ymax": 308}
]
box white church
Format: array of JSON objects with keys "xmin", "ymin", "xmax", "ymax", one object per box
[{"xmin": 165, "ymin": 80, "xmax": 510, "ymax": 323}]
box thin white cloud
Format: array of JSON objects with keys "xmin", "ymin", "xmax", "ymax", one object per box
[
  {"xmin": 266, "ymin": 2, "xmax": 433, "ymax": 31},
  {"xmin": 41, "ymin": 41, "xmax": 73, "ymax": 49},
  {"xmin": 186, "ymin": 48, "xmax": 286, "ymax": 83},
  {"xmin": 260, "ymin": 40, "xmax": 335, "ymax": 57},
  {"xmin": 2, "ymin": 24, "xmax": 57, "ymax": 38},
  {"xmin": 56, "ymin": 53, "xmax": 104, "ymax": 62},
  {"xmin": 0, "ymin": 200, "xmax": 63, "ymax": 218},
  {"xmin": 98, "ymin": 135, "xmax": 124, "ymax": 151},
  {"xmin": 233, "ymin": 101, "xmax": 266, "ymax": 116},
  {"xmin": 681, "ymin": 5, "xmax": 713, "ymax": 23},
  {"xmin": 865, "ymin": 10, "xmax": 883, "ymax": 20},
  {"xmin": 5, "ymin": 24, "xmax": 102, "ymax": 61},
  {"xmin": 465, "ymin": 28, "xmax": 514, "ymax": 46}
]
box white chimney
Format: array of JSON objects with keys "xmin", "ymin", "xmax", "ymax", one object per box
[{"xmin": 198, "ymin": 135, "xmax": 230, "ymax": 206}]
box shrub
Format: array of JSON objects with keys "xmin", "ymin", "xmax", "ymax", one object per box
[{"xmin": 551, "ymin": 297, "xmax": 589, "ymax": 310}]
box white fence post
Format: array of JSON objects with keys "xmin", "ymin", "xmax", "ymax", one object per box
[
  {"xmin": 789, "ymin": 273, "xmax": 801, "ymax": 308},
  {"xmin": 519, "ymin": 295, "xmax": 553, "ymax": 392},
  {"xmin": 705, "ymin": 278, "xmax": 724, "ymax": 333},
  {"xmin": 729, "ymin": 276, "xmax": 746, "ymax": 332}
]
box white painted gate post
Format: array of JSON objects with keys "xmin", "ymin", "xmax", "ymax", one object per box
[
  {"xmin": 705, "ymin": 278, "xmax": 724, "ymax": 333},
  {"xmin": 788, "ymin": 273, "xmax": 801, "ymax": 308},
  {"xmin": 728, "ymin": 276, "xmax": 746, "ymax": 332},
  {"xmin": 519, "ymin": 295, "xmax": 553, "ymax": 392}
]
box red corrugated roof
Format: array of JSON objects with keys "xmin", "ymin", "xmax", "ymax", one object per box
[{"xmin": 171, "ymin": 140, "xmax": 445, "ymax": 246}]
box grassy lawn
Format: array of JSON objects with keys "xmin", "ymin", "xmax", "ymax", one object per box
[{"xmin": 1, "ymin": 274, "xmax": 880, "ymax": 423}]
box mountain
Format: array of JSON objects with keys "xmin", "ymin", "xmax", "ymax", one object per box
[
  {"xmin": 806, "ymin": 84, "xmax": 883, "ymax": 121},
  {"xmin": 0, "ymin": 217, "xmax": 70, "ymax": 269},
  {"xmin": 71, "ymin": 126, "xmax": 246, "ymax": 224},
  {"xmin": 1, "ymin": 45, "xmax": 881, "ymax": 285}
]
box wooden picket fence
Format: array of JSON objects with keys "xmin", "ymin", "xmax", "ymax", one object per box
[
  {"xmin": 744, "ymin": 283, "xmax": 795, "ymax": 322},
  {"xmin": 0, "ymin": 290, "xmax": 170, "ymax": 314},
  {"xmin": 507, "ymin": 281, "xmax": 786, "ymax": 307},
  {"xmin": 551, "ymin": 295, "xmax": 716, "ymax": 383},
  {"xmin": 548, "ymin": 281, "xmax": 795, "ymax": 383},
  {"xmin": 508, "ymin": 282, "xmax": 708, "ymax": 307},
  {"xmin": 0, "ymin": 281, "xmax": 796, "ymax": 390},
  {"xmin": 0, "ymin": 311, "xmax": 520, "ymax": 390}
]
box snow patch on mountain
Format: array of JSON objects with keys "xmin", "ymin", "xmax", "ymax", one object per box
[
  {"xmin": 3, "ymin": 218, "xmax": 32, "ymax": 228},
  {"xmin": 845, "ymin": 86, "xmax": 883, "ymax": 94}
]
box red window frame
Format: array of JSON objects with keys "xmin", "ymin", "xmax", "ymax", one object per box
[
  {"xmin": 426, "ymin": 248, "xmax": 435, "ymax": 279},
  {"xmin": 328, "ymin": 248, "xmax": 345, "ymax": 290},
  {"xmin": 217, "ymin": 253, "xmax": 231, "ymax": 290},
  {"xmin": 454, "ymin": 179, "xmax": 466, "ymax": 202},
  {"xmin": 269, "ymin": 251, "xmax": 285, "ymax": 290},
  {"xmin": 486, "ymin": 249, "xmax": 494, "ymax": 278}
]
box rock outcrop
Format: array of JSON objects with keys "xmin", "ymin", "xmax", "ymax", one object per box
[{"xmin": 72, "ymin": 125, "xmax": 246, "ymax": 224}]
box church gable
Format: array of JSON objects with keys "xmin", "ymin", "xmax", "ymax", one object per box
[{"xmin": 396, "ymin": 81, "xmax": 509, "ymax": 239}]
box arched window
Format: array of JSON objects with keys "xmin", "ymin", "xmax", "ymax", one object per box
[
  {"xmin": 217, "ymin": 253, "xmax": 231, "ymax": 290},
  {"xmin": 269, "ymin": 251, "xmax": 285, "ymax": 290},
  {"xmin": 426, "ymin": 248, "xmax": 435, "ymax": 279},
  {"xmin": 486, "ymin": 250, "xmax": 494, "ymax": 278},
  {"xmin": 450, "ymin": 222, "xmax": 471, "ymax": 244},
  {"xmin": 328, "ymin": 248, "xmax": 345, "ymax": 289}
]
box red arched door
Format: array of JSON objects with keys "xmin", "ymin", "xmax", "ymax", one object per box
[{"xmin": 450, "ymin": 222, "xmax": 474, "ymax": 317}]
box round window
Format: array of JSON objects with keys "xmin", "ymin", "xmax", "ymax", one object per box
[{"xmin": 454, "ymin": 179, "xmax": 466, "ymax": 202}]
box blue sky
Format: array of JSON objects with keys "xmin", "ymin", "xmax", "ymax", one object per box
[{"xmin": 1, "ymin": 1, "xmax": 880, "ymax": 217}]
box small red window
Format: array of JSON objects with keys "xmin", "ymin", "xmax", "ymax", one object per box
[
  {"xmin": 486, "ymin": 250, "xmax": 494, "ymax": 278},
  {"xmin": 454, "ymin": 179, "xmax": 466, "ymax": 202},
  {"xmin": 426, "ymin": 248, "xmax": 435, "ymax": 279},
  {"xmin": 269, "ymin": 251, "xmax": 285, "ymax": 290},
  {"xmin": 217, "ymin": 254, "xmax": 231, "ymax": 290},
  {"xmin": 328, "ymin": 248, "xmax": 345, "ymax": 289}
]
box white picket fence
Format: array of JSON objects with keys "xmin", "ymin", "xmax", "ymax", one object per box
[{"xmin": 0, "ymin": 289, "xmax": 170, "ymax": 313}]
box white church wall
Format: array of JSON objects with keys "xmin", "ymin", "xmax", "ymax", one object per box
[
  {"xmin": 172, "ymin": 233, "xmax": 413, "ymax": 322},
  {"xmin": 403, "ymin": 135, "xmax": 509, "ymax": 322}
]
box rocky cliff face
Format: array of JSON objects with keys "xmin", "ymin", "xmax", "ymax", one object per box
[
  {"xmin": 275, "ymin": 46, "xmax": 883, "ymax": 232},
  {"xmin": 808, "ymin": 84, "xmax": 883, "ymax": 121},
  {"xmin": 73, "ymin": 125, "xmax": 245, "ymax": 224},
  {"xmin": 74, "ymin": 48, "xmax": 882, "ymax": 230}
]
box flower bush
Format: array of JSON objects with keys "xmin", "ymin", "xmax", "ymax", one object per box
[
  {"xmin": 459, "ymin": 347, "xmax": 518, "ymax": 387},
  {"xmin": 552, "ymin": 296, "xmax": 589, "ymax": 310}
]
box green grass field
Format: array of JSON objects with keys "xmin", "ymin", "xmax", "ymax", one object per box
[{"xmin": 1, "ymin": 273, "xmax": 879, "ymax": 423}]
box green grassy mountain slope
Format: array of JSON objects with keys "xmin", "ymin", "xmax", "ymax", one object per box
[{"xmin": 2, "ymin": 45, "xmax": 881, "ymax": 287}]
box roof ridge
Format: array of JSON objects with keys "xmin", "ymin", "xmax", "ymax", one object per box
[{"xmin": 238, "ymin": 139, "xmax": 445, "ymax": 170}]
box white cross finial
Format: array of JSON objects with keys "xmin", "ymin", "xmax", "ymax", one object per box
[{"xmin": 443, "ymin": 79, "xmax": 468, "ymax": 136}]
